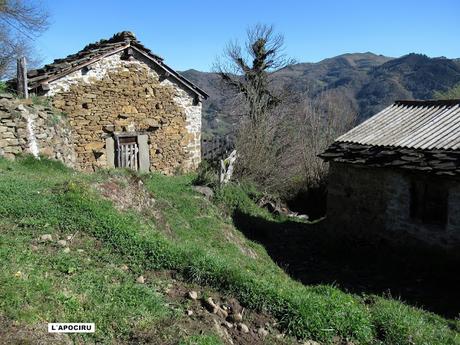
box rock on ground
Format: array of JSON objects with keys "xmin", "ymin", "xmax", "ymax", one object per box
[
  {"xmin": 237, "ymin": 323, "xmax": 249, "ymax": 333},
  {"xmin": 40, "ymin": 234, "xmax": 53, "ymax": 241},
  {"xmin": 192, "ymin": 185, "xmax": 214, "ymax": 200}
]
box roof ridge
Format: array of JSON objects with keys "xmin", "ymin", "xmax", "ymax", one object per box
[
  {"xmin": 13, "ymin": 31, "xmax": 208, "ymax": 99},
  {"xmin": 395, "ymin": 99, "xmax": 460, "ymax": 107}
]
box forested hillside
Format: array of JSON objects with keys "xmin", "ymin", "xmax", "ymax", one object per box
[{"xmin": 182, "ymin": 53, "xmax": 460, "ymax": 135}]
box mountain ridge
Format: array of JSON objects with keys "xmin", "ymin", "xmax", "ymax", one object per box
[{"xmin": 181, "ymin": 52, "xmax": 460, "ymax": 135}]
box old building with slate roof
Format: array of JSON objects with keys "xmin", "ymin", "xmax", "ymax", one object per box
[
  {"xmin": 12, "ymin": 31, "xmax": 208, "ymax": 173},
  {"xmin": 320, "ymin": 99, "xmax": 460, "ymax": 247}
]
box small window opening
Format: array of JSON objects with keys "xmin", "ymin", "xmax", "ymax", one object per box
[
  {"xmin": 115, "ymin": 136, "xmax": 139, "ymax": 171},
  {"xmin": 410, "ymin": 180, "xmax": 448, "ymax": 227},
  {"xmin": 81, "ymin": 66, "xmax": 91, "ymax": 75}
]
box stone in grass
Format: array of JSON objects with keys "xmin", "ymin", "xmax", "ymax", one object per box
[
  {"xmin": 203, "ymin": 297, "xmax": 218, "ymax": 313},
  {"xmin": 222, "ymin": 321, "xmax": 233, "ymax": 329},
  {"xmin": 215, "ymin": 307, "xmax": 228, "ymax": 319},
  {"xmin": 228, "ymin": 312, "xmax": 243, "ymax": 323},
  {"xmin": 192, "ymin": 185, "xmax": 214, "ymax": 200},
  {"xmin": 257, "ymin": 327, "xmax": 268, "ymax": 337},
  {"xmin": 136, "ymin": 275, "xmax": 145, "ymax": 284},
  {"xmin": 57, "ymin": 240, "xmax": 67, "ymax": 247},
  {"xmin": 237, "ymin": 323, "xmax": 249, "ymax": 333},
  {"xmin": 187, "ymin": 290, "xmax": 198, "ymax": 300},
  {"xmin": 63, "ymin": 247, "xmax": 71, "ymax": 254},
  {"xmin": 186, "ymin": 310, "xmax": 193, "ymax": 316},
  {"xmin": 40, "ymin": 234, "xmax": 53, "ymax": 241},
  {"xmin": 120, "ymin": 264, "xmax": 129, "ymax": 271}
]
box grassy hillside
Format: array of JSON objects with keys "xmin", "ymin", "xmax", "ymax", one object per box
[{"xmin": 0, "ymin": 157, "xmax": 459, "ymax": 344}]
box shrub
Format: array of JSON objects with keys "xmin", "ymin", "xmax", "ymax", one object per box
[{"xmin": 192, "ymin": 160, "xmax": 219, "ymax": 188}]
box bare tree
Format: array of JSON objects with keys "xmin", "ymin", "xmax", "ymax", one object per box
[
  {"xmin": 0, "ymin": 0, "xmax": 49, "ymax": 78},
  {"xmin": 293, "ymin": 89, "xmax": 357, "ymax": 186},
  {"xmin": 214, "ymin": 24, "xmax": 294, "ymax": 190}
]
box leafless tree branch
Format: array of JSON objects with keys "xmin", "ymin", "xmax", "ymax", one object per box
[{"xmin": 0, "ymin": 0, "xmax": 49, "ymax": 78}]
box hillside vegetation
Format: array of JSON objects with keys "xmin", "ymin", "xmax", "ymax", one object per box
[
  {"xmin": 0, "ymin": 157, "xmax": 459, "ymax": 344},
  {"xmin": 182, "ymin": 53, "xmax": 460, "ymax": 135}
]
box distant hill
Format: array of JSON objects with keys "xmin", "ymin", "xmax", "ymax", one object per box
[{"xmin": 181, "ymin": 53, "xmax": 460, "ymax": 135}]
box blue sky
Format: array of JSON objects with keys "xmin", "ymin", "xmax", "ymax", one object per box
[{"xmin": 35, "ymin": 0, "xmax": 460, "ymax": 72}]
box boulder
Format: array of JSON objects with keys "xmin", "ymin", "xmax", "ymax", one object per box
[
  {"xmin": 228, "ymin": 312, "xmax": 243, "ymax": 323},
  {"xmin": 40, "ymin": 234, "xmax": 53, "ymax": 241},
  {"xmin": 57, "ymin": 240, "xmax": 67, "ymax": 247},
  {"xmin": 192, "ymin": 185, "xmax": 214, "ymax": 200},
  {"xmin": 257, "ymin": 327, "xmax": 268, "ymax": 337},
  {"xmin": 187, "ymin": 290, "xmax": 198, "ymax": 300},
  {"xmin": 237, "ymin": 323, "xmax": 249, "ymax": 333}
]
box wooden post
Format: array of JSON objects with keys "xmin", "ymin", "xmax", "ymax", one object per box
[
  {"xmin": 17, "ymin": 57, "xmax": 28, "ymax": 99},
  {"xmin": 219, "ymin": 150, "xmax": 237, "ymax": 186}
]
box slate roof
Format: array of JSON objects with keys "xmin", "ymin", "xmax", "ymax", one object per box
[
  {"xmin": 23, "ymin": 31, "xmax": 208, "ymax": 99},
  {"xmin": 320, "ymin": 100, "xmax": 460, "ymax": 176}
]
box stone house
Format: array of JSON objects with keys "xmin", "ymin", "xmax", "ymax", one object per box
[
  {"xmin": 320, "ymin": 100, "xmax": 460, "ymax": 248},
  {"xmin": 14, "ymin": 31, "xmax": 208, "ymax": 174}
]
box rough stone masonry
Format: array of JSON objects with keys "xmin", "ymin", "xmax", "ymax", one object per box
[
  {"xmin": 3, "ymin": 31, "xmax": 207, "ymax": 174},
  {"xmin": 47, "ymin": 51, "xmax": 202, "ymax": 173},
  {"xmin": 0, "ymin": 94, "xmax": 75, "ymax": 165}
]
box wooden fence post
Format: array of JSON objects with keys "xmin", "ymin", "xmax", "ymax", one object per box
[{"xmin": 17, "ymin": 57, "xmax": 28, "ymax": 99}]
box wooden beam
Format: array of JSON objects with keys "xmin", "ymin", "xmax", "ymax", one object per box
[
  {"xmin": 17, "ymin": 57, "xmax": 28, "ymax": 99},
  {"xmin": 40, "ymin": 45, "xmax": 129, "ymax": 86}
]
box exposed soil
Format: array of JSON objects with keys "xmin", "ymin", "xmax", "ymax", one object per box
[
  {"xmin": 6, "ymin": 233, "xmax": 300, "ymax": 345},
  {"xmin": 130, "ymin": 270, "xmax": 297, "ymax": 345},
  {"xmin": 93, "ymin": 174, "xmax": 155, "ymax": 214},
  {"xmin": 0, "ymin": 316, "xmax": 72, "ymax": 345},
  {"xmin": 93, "ymin": 175, "xmax": 174, "ymax": 238}
]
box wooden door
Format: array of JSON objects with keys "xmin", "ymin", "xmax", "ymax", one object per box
[{"xmin": 116, "ymin": 136, "xmax": 139, "ymax": 171}]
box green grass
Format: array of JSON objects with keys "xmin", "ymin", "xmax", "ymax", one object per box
[
  {"xmin": 0, "ymin": 221, "xmax": 172, "ymax": 343},
  {"xmin": 0, "ymin": 157, "xmax": 458, "ymax": 344}
]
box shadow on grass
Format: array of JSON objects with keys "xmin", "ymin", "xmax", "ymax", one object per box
[{"xmin": 232, "ymin": 210, "xmax": 460, "ymax": 319}]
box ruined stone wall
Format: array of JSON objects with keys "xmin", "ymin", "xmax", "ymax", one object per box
[
  {"xmin": 327, "ymin": 162, "xmax": 460, "ymax": 248},
  {"xmin": 0, "ymin": 94, "xmax": 75, "ymax": 165},
  {"xmin": 45, "ymin": 51, "xmax": 202, "ymax": 174}
]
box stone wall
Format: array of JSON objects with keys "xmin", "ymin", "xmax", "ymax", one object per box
[
  {"xmin": 327, "ymin": 162, "xmax": 460, "ymax": 248},
  {"xmin": 0, "ymin": 94, "xmax": 75, "ymax": 165},
  {"xmin": 44, "ymin": 51, "xmax": 202, "ymax": 174}
]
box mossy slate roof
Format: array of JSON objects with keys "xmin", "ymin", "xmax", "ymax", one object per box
[
  {"xmin": 320, "ymin": 100, "xmax": 460, "ymax": 176},
  {"xmin": 24, "ymin": 31, "xmax": 208, "ymax": 99}
]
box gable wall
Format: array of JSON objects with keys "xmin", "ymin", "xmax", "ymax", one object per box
[{"xmin": 44, "ymin": 51, "xmax": 201, "ymax": 173}]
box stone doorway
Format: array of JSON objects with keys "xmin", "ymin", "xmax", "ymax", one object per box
[
  {"xmin": 107, "ymin": 133, "xmax": 149, "ymax": 172},
  {"xmin": 116, "ymin": 136, "xmax": 139, "ymax": 171}
]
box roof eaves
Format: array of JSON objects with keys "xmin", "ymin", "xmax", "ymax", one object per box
[
  {"xmin": 130, "ymin": 45, "xmax": 209, "ymax": 99},
  {"xmin": 29, "ymin": 44, "xmax": 129, "ymax": 90}
]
